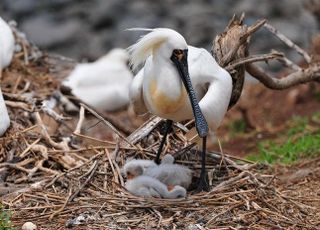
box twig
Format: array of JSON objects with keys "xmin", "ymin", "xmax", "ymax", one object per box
[
  {"xmin": 226, "ymin": 52, "xmax": 283, "ymax": 70},
  {"xmin": 5, "ymin": 100, "xmax": 33, "ymax": 112},
  {"xmin": 264, "ymin": 23, "xmax": 311, "ymax": 63},
  {"xmin": 34, "ymin": 112, "xmax": 69, "ymax": 150},
  {"xmin": 246, "ymin": 63, "xmax": 320, "ymax": 90},
  {"xmin": 126, "ymin": 116, "xmax": 163, "ymax": 146},
  {"xmin": 80, "ymin": 103, "xmax": 133, "ymax": 147},
  {"xmin": 69, "ymin": 160, "xmax": 99, "ymax": 202},
  {"xmin": 41, "ymin": 99, "xmax": 70, "ymax": 123},
  {"xmin": 74, "ymin": 106, "xmax": 85, "ymax": 134}
]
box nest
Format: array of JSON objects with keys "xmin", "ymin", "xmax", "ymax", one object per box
[{"xmin": 0, "ymin": 26, "xmax": 319, "ymax": 230}]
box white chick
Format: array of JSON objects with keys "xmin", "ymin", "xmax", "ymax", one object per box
[
  {"xmin": 122, "ymin": 158, "xmax": 156, "ymax": 179},
  {"xmin": 62, "ymin": 48, "xmax": 133, "ymax": 112},
  {"xmin": 144, "ymin": 154, "xmax": 192, "ymax": 189},
  {"xmin": 125, "ymin": 175, "xmax": 186, "ymax": 199},
  {"xmin": 0, "ymin": 16, "xmax": 15, "ymax": 70}
]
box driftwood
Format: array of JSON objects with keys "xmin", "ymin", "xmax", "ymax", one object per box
[{"xmin": 212, "ymin": 14, "xmax": 320, "ymax": 106}]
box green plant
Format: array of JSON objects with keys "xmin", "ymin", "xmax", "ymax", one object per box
[
  {"xmin": 247, "ymin": 132, "xmax": 320, "ymax": 164},
  {"xmin": 0, "ymin": 205, "xmax": 16, "ymax": 230},
  {"xmin": 229, "ymin": 118, "xmax": 246, "ymax": 136},
  {"xmin": 286, "ymin": 116, "xmax": 308, "ymax": 136}
]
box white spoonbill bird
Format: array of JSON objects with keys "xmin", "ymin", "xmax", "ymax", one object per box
[
  {"xmin": 0, "ymin": 16, "xmax": 15, "ymax": 70},
  {"xmin": 0, "ymin": 88, "xmax": 10, "ymax": 136},
  {"xmin": 62, "ymin": 48, "xmax": 133, "ymax": 112},
  {"xmin": 128, "ymin": 28, "xmax": 232, "ymax": 192}
]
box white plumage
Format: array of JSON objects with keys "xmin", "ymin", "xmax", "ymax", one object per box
[
  {"xmin": 144, "ymin": 154, "xmax": 192, "ymax": 189},
  {"xmin": 0, "ymin": 17, "xmax": 14, "ymax": 136},
  {"xmin": 0, "ymin": 88, "xmax": 10, "ymax": 136},
  {"xmin": 121, "ymin": 158, "xmax": 156, "ymax": 179},
  {"xmin": 128, "ymin": 28, "xmax": 233, "ymax": 191},
  {"xmin": 125, "ymin": 175, "xmax": 186, "ymax": 198},
  {"xmin": 0, "ymin": 16, "xmax": 15, "ymax": 70},
  {"xmin": 63, "ymin": 48, "xmax": 133, "ymax": 112},
  {"xmin": 129, "ymin": 28, "xmax": 232, "ymax": 131},
  {"xmin": 122, "ymin": 154, "xmax": 192, "ymax": 190}
]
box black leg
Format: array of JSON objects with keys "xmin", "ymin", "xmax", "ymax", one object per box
[
  {"xmin": 195, "ymin": 136, "xmax": 209, "ymax": 192},
  {"xmin": 155, "ymin": 120, "xmax": 173, "ymax": 164}
]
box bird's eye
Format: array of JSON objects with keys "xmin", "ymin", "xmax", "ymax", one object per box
[{"xmin": 173, "ymin": 49, "xmax": 183, "ymax": 56}]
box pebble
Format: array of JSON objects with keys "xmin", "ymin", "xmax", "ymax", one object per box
[{"xmin": 22, "ymin": 222, "xmax": 37, "ymax": 230}]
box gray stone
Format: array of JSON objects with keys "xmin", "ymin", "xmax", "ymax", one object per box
[{"xmin": 21, "ymin": 15, "xmax": 84, "ymax": 48}]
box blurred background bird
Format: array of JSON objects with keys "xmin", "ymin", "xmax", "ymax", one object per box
[
  {"xmin": 0, "ymin": 16, "xmax": 14, "ymax": 70},
  {"xmin": 62, "ymin": 48, "xmax": 133, "ymax": 112},
  {"xmin": 129, "ymin": 28, "xmax": 232, "ymax": 191},
  {"xmin": 0, "ymin": 16, "xmax": 15, "ymax": 136}
]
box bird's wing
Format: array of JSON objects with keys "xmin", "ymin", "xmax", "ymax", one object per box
[
  {"xmin": 189, "ymin": 47, "xmax": 233, "ymax": 130},
  {"xmin": 129, "ymin": 68, "xmax": 148, "ymax": 115}
]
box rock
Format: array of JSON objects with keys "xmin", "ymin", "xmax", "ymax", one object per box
[
  {"xmin": 0, "ymin": 0, "xmax": 318, "ymax": 60},
  {"xmin": 22, "ymin": 222, "xmax": 37, "ymax": 230},
  {"xmin": 21, "ymin": 15, "xmax": 84, "ymax": 50}
]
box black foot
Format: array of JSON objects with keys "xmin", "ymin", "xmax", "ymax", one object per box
[
  {"xmin": 154, "ymin": 158, "xmax": 161, "ymax": 165},
  {"xmin": 194, "ymin": 175, "xmax": 210, "ymax": 193}
]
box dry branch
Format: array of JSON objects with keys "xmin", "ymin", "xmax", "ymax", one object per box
[
  {"xmin": 247, "ymin": 63, "xmax": 320, "ymax": 90},
  {"xmin": 212, "ymin": 15, "xmax": 320, "ymax": 100}
]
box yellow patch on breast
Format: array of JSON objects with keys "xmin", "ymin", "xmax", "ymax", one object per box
[{"xmin": 149, "ymin": 79, "xmax": 187, "ymax": 115}]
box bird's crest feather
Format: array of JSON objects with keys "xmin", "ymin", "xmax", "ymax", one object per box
[{"xmin": 127, "ymin": 28, "xmax": 169, "ymax": 70}]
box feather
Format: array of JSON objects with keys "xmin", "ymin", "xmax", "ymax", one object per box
[{"xmin": 127, "ymin": 28, "xmax": 171, "ymax": 70}]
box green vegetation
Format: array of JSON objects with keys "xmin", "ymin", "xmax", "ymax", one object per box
[
  {"xmin": 247, "ymin": 132, "xmax": 320, "ymax": 164},
  {"xmin": 247, "ymin": 114, "xmax": 320, "ymax": 164},
  {"xmin": 0, "ymin": 205, "xmax": 16, "ymax": 230},
  {"xmin": 228, "ymin": 118, "xmax": 246, "ymax": 136}
]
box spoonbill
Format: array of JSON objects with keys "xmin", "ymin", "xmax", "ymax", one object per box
[
  {"xmin": 62, "ymin": 48, "xmax": 133, "ymax": 112},
  {"xmin": 128, "ymin": 28, "xmax": 232, "ymax": 191},
  {"xmin": 122, "ymin": 158, "xmax": 157, "ymax": 179},
  {"xmin": 124, "ymin": 164, "xmax": 187, "ymax": 198},
  {"xmin": 0, "ymin": 16, "xmax": 15, "ymax": 70},
  {"xmin": 144, "ymin": 154, "xmax": 192, "ymax": 189},
  {"xmin": 122, "ymin": 154, "xmax": 192, "ymax": 189}
]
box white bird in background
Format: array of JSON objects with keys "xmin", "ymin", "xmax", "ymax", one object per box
[
  {"xmin": 144, "ymin": 154, "xmax": 192, "ymax": 189},
  {"xmin": 62, "ymin": 48, "xmax": 133, "ymax": 112},
  {"xmin": 0, "ymin": 16, "xmax": 15, "ymax": 136},
  {"xmin": 0, "ymin": 88, "xmax": 10, "ymax": 136},
  {"xmin": 125, "ymin": 175, "xmax": 187, "ymax": 198},
  {"xmin": 128, "ymin": 28, "xmax": 232, "ymax": 192},
  {"xmin": 0, "ymin": 16, "xmax": 15, "ymax": 70}
]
